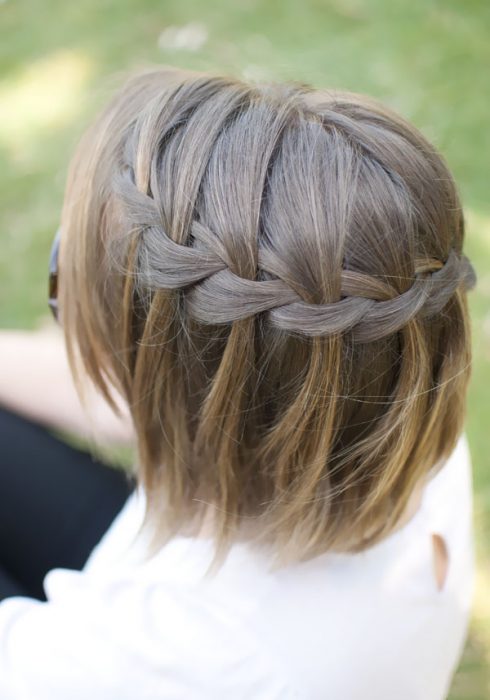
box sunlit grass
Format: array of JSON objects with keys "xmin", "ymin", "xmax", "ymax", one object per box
[
  {"xmin": 467, "ymin": 210, "xmax": 490, "ymax": 256},
  {"xmin": 0, "ymin": 49, "xmax": 92, "ymax": 160},
  {"xmin": 474, "ymin": 564, "xmax": 490, "ymax": 651}
]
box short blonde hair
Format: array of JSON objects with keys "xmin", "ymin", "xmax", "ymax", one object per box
[{"xmin": 60, "ymin": 66, "xmax": 476, "ymax": 571}]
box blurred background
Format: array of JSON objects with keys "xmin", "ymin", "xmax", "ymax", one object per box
[{"xmin": 1, "ymin": 0, "xmax": 489, "ymax": 696}]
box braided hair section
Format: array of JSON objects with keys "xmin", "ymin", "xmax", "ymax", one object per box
[{"xmin": 114, "ymin": 173, "xmax": 476, "ymax": 343}]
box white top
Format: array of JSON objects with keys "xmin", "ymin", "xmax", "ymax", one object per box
[{"xmin": 0, "ymin": 433, "xmax": 474, "ymax": 700}]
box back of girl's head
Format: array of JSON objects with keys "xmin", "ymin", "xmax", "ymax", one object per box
[{"xmin": 59, "ymin": 66, "xmax": 476, "ymax": 571}]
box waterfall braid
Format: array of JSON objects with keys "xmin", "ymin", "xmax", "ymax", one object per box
[{"xmin": 59, "ymin": 66, "xmax": 477, "ymax": 572}]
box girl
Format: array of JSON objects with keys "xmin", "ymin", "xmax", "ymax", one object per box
[{"xmin": 0, "ymin": 66, "xmax": 477, "ymax": 699}]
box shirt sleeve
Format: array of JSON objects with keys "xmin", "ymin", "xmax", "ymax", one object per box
[{"xmin": 0, "ymin": 567, "xmax": 301, "ymax": 700}]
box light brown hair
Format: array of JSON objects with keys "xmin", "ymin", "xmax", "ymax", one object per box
[{"xmin": 59, "ymin": 66, "xmax": 476, "ymax": 572}]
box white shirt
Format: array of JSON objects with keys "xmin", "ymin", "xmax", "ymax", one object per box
[{"xmin": 0, "ymin": 433, "xmax": 474, "ymax": 699}]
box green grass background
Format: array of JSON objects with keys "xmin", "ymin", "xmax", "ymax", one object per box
[{"xmin": 1, "ymin": 0, "xmax": 489, "ymax": 696}]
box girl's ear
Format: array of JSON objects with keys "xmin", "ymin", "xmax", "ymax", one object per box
[{"xmin": 431, "ymin": 532, "xmax": 449, "ymax": 591}]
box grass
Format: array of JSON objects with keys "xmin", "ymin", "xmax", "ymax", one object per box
[{"xmin": 1, "ymin": 0, "xmax": 489, "ymax": 696}]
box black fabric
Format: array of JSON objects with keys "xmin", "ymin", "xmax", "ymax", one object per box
[
  {"xmin": 0, "ymin": 566, "xmax": 31, "ymax": 599},
  {"xmin": 0, "ymin": 406, "xmax": 135, "ymax": 602}
]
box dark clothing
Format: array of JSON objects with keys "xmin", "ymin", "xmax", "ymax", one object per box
[{"xmin": 0, "ymin": 406, "xmax": 134, "ymax": 601}]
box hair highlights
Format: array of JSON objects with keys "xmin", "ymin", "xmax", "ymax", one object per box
[{"xmin": 59, "ymin": 66, "xmax": 476, "ymax": 572}]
